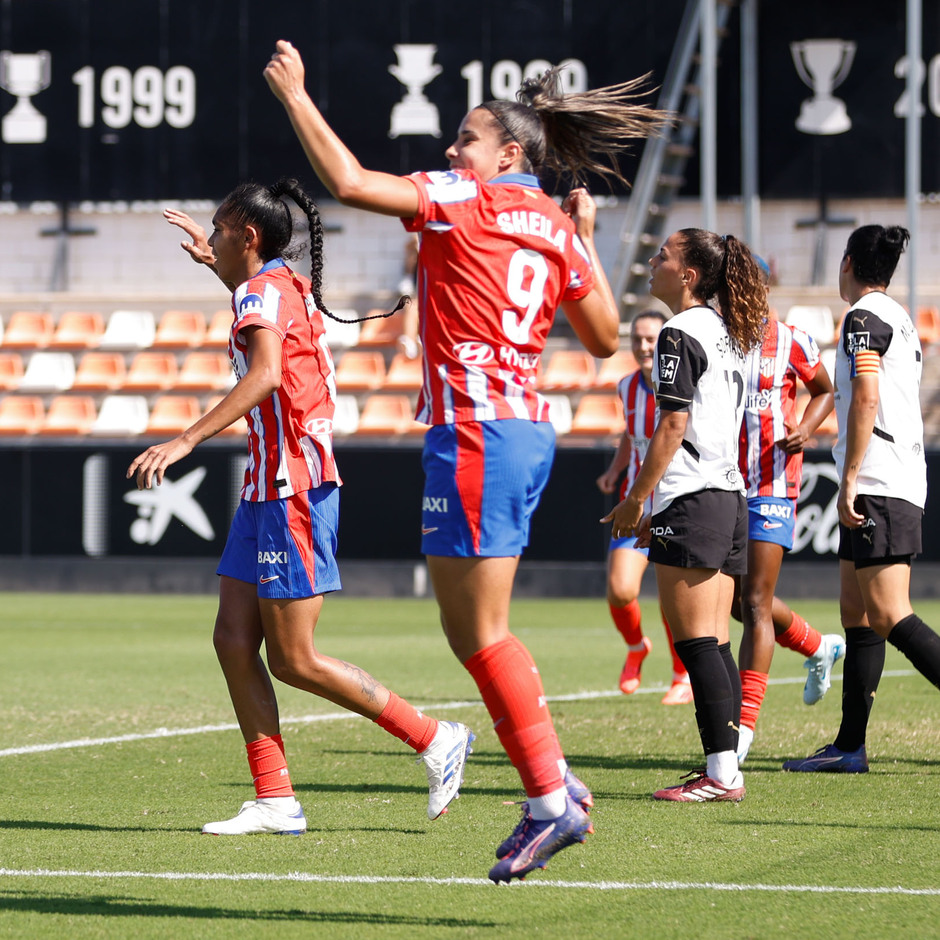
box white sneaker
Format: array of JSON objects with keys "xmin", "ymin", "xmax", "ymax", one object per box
[
  {"xmin": 419, "ymin": 720, "xmax": 474, "ymax": 819},
  {"xmin": 803, "ymin": 634, "xmax": 846, "ymax": 705},
  {"xmin": 202, "ymin": 797, "xmax": 306, "ymax": 835},
  {"xmin": 737, "ymin": 725, "xmax": 755, "ymax": 763}
]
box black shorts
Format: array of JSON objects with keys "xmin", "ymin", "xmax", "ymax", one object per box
[
  {"xmin": 838, "ymin": 494, "xmax": 923, "ymax": 568},
  {"xmin": 649, "ymin": 489, "xmax": 747, "ymax": 574}
]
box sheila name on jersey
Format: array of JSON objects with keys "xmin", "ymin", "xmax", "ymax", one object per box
[{"xmin": 495, "ymin": 210, "xmax": 567, "ymax": 250}]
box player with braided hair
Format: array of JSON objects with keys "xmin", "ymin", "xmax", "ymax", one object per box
[
  {"xmin": 129, "ymin": 178, "xmax": 473, "ymax": 835},
  {"xmin": 265, "ymin": 40, "xmax": 667, "ymax": 881}
]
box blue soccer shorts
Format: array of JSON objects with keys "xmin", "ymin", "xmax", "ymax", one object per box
[
  {"xmin": 747, "ymin": 496, "xmax": 797, "ymax": 550},
  {"xmin": 420, "ymin": 419, "xmax": 555, "ymax": 557},
  {"xmin": 217, "ymin": 483, "xmax": 342, "ymax": 598}
]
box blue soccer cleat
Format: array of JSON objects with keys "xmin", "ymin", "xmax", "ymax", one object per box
[
  {"xmin": 782, "ymin": 742, "xmax": 869, "ymax": 773},
  {"xmin": 489, "ymin": 796, "xmax": 593, "ymax": 883}
]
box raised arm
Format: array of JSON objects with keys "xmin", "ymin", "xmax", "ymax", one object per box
[
  {"xmin": 560, "ymin": 189, "xmax": 619, "ymax": 358},
  {"xmin": 164, "ymin": 209, "xmax": 235, "ymax": 292},
  {"xmin": 264, "ymin": 41, "xmax": 419, "ymax": 218}
]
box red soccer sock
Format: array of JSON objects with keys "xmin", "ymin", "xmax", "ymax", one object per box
[
  {"xmin": 374, "ymin": 691, "xmax": 438, "ymax": 753},
  {"xmin": 610, "ymin": 599, "xmax": 644, "ymax": 646},
  {"xmin": 661, "ymin": 612, "xmax": 687, "ymax": 678},
  {"xmin": 246, "ymin": 734, "xmax": 295, "ymax": 799},
  {"xmin": 739, "ymin": 670, "xmax": 769, "ymax": 730},
  {"xmin": 464, "ymin": 635, "xmax": 565, "ymax": 798},
  {"xmin": 776, "ymin": 611, "xmax": 822, "ymax": 657}
]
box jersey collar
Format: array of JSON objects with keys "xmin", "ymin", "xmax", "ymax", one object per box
[
  {"xmin": 258, "ymin": 257, "xmax": 287, "ymax": 274},
  {"xmin": 489, "ymin": 172, "xmax": 541, "ymax": 189}
]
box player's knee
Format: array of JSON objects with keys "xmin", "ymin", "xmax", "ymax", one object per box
[{"xmin": 607, "ymin": 582, "xmax": 638, "ymax": 608}]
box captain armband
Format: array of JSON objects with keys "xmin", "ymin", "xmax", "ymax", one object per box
[{"xmin": 852, "ymin": 349, "xmax": 880, "ymax": 376}]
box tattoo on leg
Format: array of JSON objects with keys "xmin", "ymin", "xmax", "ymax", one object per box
[{"xmin": 339, "ymin": 660, "xmax": 382, "ymax": 703}]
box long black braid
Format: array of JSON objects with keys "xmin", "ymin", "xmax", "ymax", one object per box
[{"xmin": 222, "ymin": 177, "xmax": 404, "ymax": 323}]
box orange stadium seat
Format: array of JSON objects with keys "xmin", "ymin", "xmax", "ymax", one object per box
[
  {"xmin": 204, "ymin": 310, "xmax": 234, "ymax": 348},
  {"xmin": 916, "ymin": 306, "xmax": 940, "ymax": 346},
  {"xmin": 383, "ymin": 352, "xmax": 424, "ymax": 391},
  {"xmin": 0, "ymin": 353, "xmax": 24, "ymax": 390},
  {"xmin": 146, "ymin": 395, "xmax": 202, "ymax": 435},
  {"xmin": 568, "ymin": 394, "xmax": 623, "ymax": 436},
  {"xmin": 538, "ymin": 350, "xmax": 596, "ymax": 390},
  {"xmin": 124, "ymin": 352, "xmax": 179, "ymax": 391},
  {"xmin": 2, "ymin": 312, "xmax": 54, "ymax": 349},
  {"xmin": 595, "ymin": 350, "xmax": 639, "ymax": 389},
  {"xmin": 73, "ymin": 352, "xmax": 126, "ymax": 391},
  {"xmin": 176, "ymin": 352, "xmax": 234, "ymax": 391},
  {"xmin": 355, "ymin": 394, "xmax": 414, "ymax": 435},
  {"xmin": 49, "ymin": 311, "xmax": 105, "ymax": 349},
  {"xmin": 334, "ymin": 350, "xmax": 386, "ymax": 392},
  {"xmin": 0, "ymin": 395, "xmax": 44, "ymax": 434},
  {"xmin": 357, "ymin": 310, "xmax": 405, "ymax": 347},
  {"xmin": 152, "ymin": 309, "xmax": 207, "ymax": 348},
  {"xmin": 40, "ymin": 395, "xmax": 97, "ymax": 436}
]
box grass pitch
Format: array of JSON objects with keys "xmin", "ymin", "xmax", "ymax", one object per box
[{"xmin": 0, "ymin": 592, "xmax": 938, "ymax": 939}]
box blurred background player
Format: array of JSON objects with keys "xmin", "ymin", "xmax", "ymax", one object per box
[
  {"xmin": 604, "ymin": 228, "xmax": 766, "ymax": 802},
  {"xmin": 265, "ymin": 39, "xmax": 667, "ymax": 880},
  {"xmin": 128, "ymin": 179, "xmax": 473, "ymax": 835},
  {"xmin": 785, "ymin": 224, "xmax": 940, "ymax": 774},
  {"xmin": 733, "ymin": 256, "xmax": 841, "ymax": 761},
  {"xmin": 596, "ymin": 309, "xmax": 693, "ymax": 704}
]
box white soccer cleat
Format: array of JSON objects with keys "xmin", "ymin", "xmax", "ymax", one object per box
[
  {"xmin": 419, "ymin": 720, "xmax": 475, "ymax": 820},
  {"xmin": 201, "ymin": 797, "xmax": 307, "ymax": 835},
  {"xmin": 803, "ymin": 634, "xmax": 846, "ymax": 705},
  {"xmin": 736, "ymin": 725, "xmax": 755, "ymax": 763}
]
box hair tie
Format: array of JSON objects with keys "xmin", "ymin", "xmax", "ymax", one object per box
[{"xmin": 480, "ymin": 103, "xmax": 540, "ymax": 172}]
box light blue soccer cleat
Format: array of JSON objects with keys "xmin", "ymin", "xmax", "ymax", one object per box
[{"xmin": 803, "ymin": 634, "xmax": 846, "ymax": 705}]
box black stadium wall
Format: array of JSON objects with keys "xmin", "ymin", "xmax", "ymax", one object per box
[{"xmin": 3, "ymin": 442, "xmax": 939, "ymax": 565}]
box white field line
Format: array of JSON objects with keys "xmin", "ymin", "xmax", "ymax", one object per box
[
  {"xmin": 0, "ymin": 867, "xmax": 937, "ymax": 896},
  {"xmin": 0, "ymin": 670, "xmax": 916, "ymax": 760}
]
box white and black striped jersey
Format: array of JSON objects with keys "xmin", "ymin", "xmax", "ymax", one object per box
[
  {"xmin": 651, "ymin": 305, "xmax": 746, "ymax": 513},
  {"xmin": 833, "ymin": 291, "xmax": 926, "ymax": 508}
]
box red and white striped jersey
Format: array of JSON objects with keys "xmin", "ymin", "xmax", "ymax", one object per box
[
  {"xmin": 229, "ymin": 259, "xmax": 340, "ymax": 501},
  {"xmin": 617, "ymin": 369, "xmax": 658, "ymax": 512},
  {"xmin": 738, "ymin": 319, "xmax": 820, "ymax": 498},
  {"xmin": 402, "ymin": 170, "xmax": 594, "ymax": 425}
]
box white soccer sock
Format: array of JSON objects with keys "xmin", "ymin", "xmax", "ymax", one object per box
[
  {"xmin": 528, "ymin": 785, "xmax": 568, "ymax": 820},
  {"xmin": 706, "ymin": 750, "xmax": 740, "ymax": 787}
]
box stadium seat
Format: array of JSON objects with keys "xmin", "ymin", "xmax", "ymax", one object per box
[
  {"xmin": 176, "ymin": 352, "xmax": 235, "ymax": 391},
  {"xmin": 18, "ymin": 351, "xmax": 76, "ymax": 391},
  {"xmin": 40, "ymin": 395, "xmax": 97, "ymax": 436},
  {"xmin": 91, "ymin": 395, "xmax": 149, "ymax": 435},
  {"xmin": 322, "ymin": 310, "xmax": 362, "ymax": 351},
  {"xmin": 0, "ymin": 395, "xmax": 45, "ymax": 434},
  {"xmin": 819, "ymin": 346, "xmax": 836, "ymax": 383},
  {"xmin": 152, "ymin": 309, "xmax": 207, "ymax": 348},
  {"xmin": 332, "ymin": 394, "xmax": 360, "ymax": 435},
  {"xmin": 357, "ymin": 309, "xmax": 405, "ymax": 347},
  {"xmin": 206, "ymin": 395, "xmax": 248, "ymax": 437},
  {"xmin": 73, "ymin": 351, "xmax": 127, "ymax": 391},
  {"xmin": 916, "ymin": 306, "xmax": 940, "ymax": 346},
  {"xmin": 383, "ymin": 352, "xmax": 424, "ymax": 390},
  {"xmin": 146, "ymin": 395, "xmax": 202, "ymax": 435},
  {"xmin": 2, "ymin": 311, "xmax": 54, "ymax": 349},
  {"xmin": 595, "ymin": 349, "xmax": 639, "ymax": 389},
  {"xmin": 0, "ymin": 353, "xmax": 24, "ymax": 390},
  {"xmin": 334, "ymin": 350, "xmax": 386, "ymax": 391},
  {"xmin": 355, "ymin": 394, "xmax": 414, "ymax": 435},
  {"xmin": 204, "ymin": 310, "xmax": 233, "ymax": 348},
  {"xmin": 568, "ymin": 394, "xmax": 623, "ymax": 436},
  {"xmin": 538, "ymin": 350, "xmax": 597, "ymax": 390},
  {"xmin": 49, "ymin": 311, "xmax": 105, "ymax": 349},
  {"xmin": 124, "ymin": 351, "xmax": 179, "ymax": 391},
  {"xmin": 542, "ymin": 393, "xmax": 573, "ymax": 435},
  {"xmin": 785, "ymin": 305, "xmax": 834, "ymax": 344},
  {"xmin": 99, "ymin": 310, "xmax": 156, "ymax": 350}
]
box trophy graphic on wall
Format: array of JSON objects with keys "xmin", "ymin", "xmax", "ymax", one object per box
[
  {"xmin": 790, "ymin": 39, "xmax": 856, "ymax": 136},
  {"xmin": 388, "ymin": 44, "xmax": 442, "ymax": 138},
  {"xmin": 0, "ymin": 50, "xmax": 51, "ymax": 144}
]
